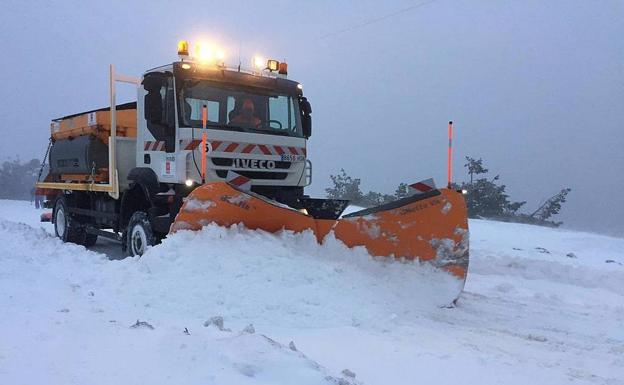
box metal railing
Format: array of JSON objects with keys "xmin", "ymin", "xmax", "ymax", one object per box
[{"xmin": 36, "ymin": 65, "xmax": 140, "ymax": 198}]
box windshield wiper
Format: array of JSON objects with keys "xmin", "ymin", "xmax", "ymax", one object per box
[
  {"xmin": 201, "ymin": 122, "xmax": 252, "ymax": 133},
  {"xmin": 253, "ymin": 128, "xmax": 293, "ymax": 137}
]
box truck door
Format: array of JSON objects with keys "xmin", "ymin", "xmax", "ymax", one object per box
[{"xmin": 142, "ymin": 72, "xmax": 176, "ymax": 152}]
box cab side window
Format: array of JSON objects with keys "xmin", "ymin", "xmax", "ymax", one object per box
[{"xmin": 143, "ymin": 73, "xmax": 175, "ymax": 152}]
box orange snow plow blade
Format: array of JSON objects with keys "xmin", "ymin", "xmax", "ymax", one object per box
[{"xmin": 171, "ymin": 181, "xmax": 469, "ymax": 296}]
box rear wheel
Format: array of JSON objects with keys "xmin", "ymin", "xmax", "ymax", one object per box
[
  {"xmin": 126, "ymin": 211, "xmax": 156, "ymax": 256},
  {"xmin": 53, "ymin": 196, "xmax": 84, "ymax": 244}
]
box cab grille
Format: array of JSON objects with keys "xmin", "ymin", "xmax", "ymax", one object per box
[
  {"xmin": 211, "ymin": 157, "xmax": 291, "ymax": 169},
  {"xmin": 215, "ymin": 170, "xmax": 288, "ymax": 180}
]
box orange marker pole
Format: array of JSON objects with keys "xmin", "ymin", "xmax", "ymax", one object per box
[
  {"xmin": 201, "ymin": 105, "xmax": 207, "ymax": 183},
  {"xmin": 447, "ymin": 121, "xmax": 453, "ymax": 188}
]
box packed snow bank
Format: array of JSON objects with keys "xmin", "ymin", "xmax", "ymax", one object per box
[
  {"xmin": 143, "ymin": 225, "xmax": 463, "ymax": 324},
  {"xmin": 0, "ymin": 219, "xmax": 359, "ymax": 385},
  {"xmin": 0, "ymin": 200, "xmax": 623, "ymax": 385},
  {"xmin": 0, "ymin": 200, "xmax": 459, "ymax": 385}
]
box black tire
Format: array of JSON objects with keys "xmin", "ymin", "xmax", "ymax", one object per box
[
  {"xmin": 53, "ymin": 196, "xmax": 85, "ymax": 244},
  {"xmin": 126, "ymin": 211, "xmax": 156, "ymax": 256}
]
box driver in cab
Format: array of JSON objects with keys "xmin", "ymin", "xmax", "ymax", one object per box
[{"xmin": 230, "ymin": 98, "xmax": 261, "ymax": 128}]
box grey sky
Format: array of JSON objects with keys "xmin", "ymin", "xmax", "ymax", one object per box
[{"xmin": 1, "ymin": 0, "xmax": 622, "ymax": 236}]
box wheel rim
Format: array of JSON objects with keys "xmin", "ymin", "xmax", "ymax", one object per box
[
  {"xmin": 55, "ymin": 206, "xmax": 66, "ymax": 238},
  {"xmin": 130, "ymin": 224, "xmax": 147, "ymax": 256}
]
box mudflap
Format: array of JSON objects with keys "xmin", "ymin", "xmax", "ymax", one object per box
[
  {"xmin": 172, "ymin": 182, "xmax": 469, "ymax": 300},
  {"xmin": 41, "ymin": 212, "xmax": 53, "ymax": 223}
]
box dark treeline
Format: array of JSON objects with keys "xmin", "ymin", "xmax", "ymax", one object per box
[
  {"xmin": 326, "ymin": 157, "xmax": 571, "ymax": 227},
  {"xmin": 2, "ymin": 156, "xmax": 571, "ymax": 227},
  {"xmin": 0, "ymin": 158, "xmax": 42, "ymax": 200}
]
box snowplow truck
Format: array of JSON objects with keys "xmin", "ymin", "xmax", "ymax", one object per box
[{"xmin": 36, "ymin": 42, "xmax": 469, "ymax": 300}]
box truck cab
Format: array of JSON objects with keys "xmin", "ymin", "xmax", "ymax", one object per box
[{"xmin": 137, "ymin": 60, "xmax": 312, "ymax": 205}]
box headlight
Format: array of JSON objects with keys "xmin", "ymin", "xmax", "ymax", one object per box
[
  {"xmin": 253, "ymin": 56, "xmax": 265, "ymax": 69},
  {"xmin": 267, "ymin": 59, "xmax": 279, "ymax": 71}
]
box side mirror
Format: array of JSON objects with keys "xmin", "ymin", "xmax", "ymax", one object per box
[
  {"xmin": 299, "ymin": 97, "xmax": 312, "ymax": 138},
  {"xmin": 302, "ymin": 115, "xmax": 312, "ymax": 138}
]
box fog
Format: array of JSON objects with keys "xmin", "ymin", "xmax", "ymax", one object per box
[{"xmin": 1, "ymin": 0, "xmax": 622, "ymax": 236}]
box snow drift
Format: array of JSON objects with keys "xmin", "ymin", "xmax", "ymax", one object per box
[
  {"xmin": 0, "ymin": 218, "xmax": 362, "ymax": 385},
  {"xmin": 0, "ymin": 200, "xmax": 622, "ymax": 385}
]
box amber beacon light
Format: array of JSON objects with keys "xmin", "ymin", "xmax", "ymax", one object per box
[{"xmin": 177, "ymin": 40, "xmax": 189, "ymax": 57}]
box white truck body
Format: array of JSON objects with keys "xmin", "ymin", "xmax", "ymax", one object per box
[{"xmin": 135, "ymin": 63, "xmax": 310, "ymax": 189}]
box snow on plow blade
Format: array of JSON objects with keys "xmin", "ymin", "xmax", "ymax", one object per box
[{"xmin": 172, "ymin": 181, "xmax": 469, "ymax": 299}]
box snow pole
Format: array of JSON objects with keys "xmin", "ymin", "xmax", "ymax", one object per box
[
  {"xmin": 201, "ymin": 105, "xmax": 207, "ymax": 183},
  {"xmin": 447, "ymin": 121, "xmax": 453, "ymax": 188}
]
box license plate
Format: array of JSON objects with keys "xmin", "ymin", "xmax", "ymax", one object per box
[{"xmin": 281, "ymin": 154, "xmax": 306, "ymax": 162}]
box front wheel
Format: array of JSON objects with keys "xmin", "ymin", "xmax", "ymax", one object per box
[{"xmin": 126, "ymin": 211, "xmax": 156, "ymax": 256}]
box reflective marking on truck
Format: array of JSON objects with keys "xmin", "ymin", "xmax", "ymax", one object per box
[
  {"xmin": 258, "ymin": 145, "xmax": 272, "ymax": 155},
  {"xmin": 225, "ymin": 143, "xmax": 239, "ymax": 152},
  {"xmin": 144, "ymin": 141, "xmax": 166, "ymax": 151},
  {"xmin": 179, "ymin": 139, "xmax": 306, "ymax": 157},
  {"xmin": 241, "ymin": 144, "xmax": 256, "ymax": 153},
  {"xmin": 226, "ymin": 171, "xmax": 252, "ymax": 190}
]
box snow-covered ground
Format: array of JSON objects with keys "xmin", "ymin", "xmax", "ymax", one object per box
[{"xmin": 0, "ymin": 199, "xmax": 622, "ymax": 385}]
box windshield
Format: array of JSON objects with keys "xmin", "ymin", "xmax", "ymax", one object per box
[{"xmin": 178, "ymin": 80, "xmax": 302, "ymax": 137}]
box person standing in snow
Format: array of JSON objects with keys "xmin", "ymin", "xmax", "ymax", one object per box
[{"xmin": 32, "ymin": 186, "xmax": 43, "ymax": 209}]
